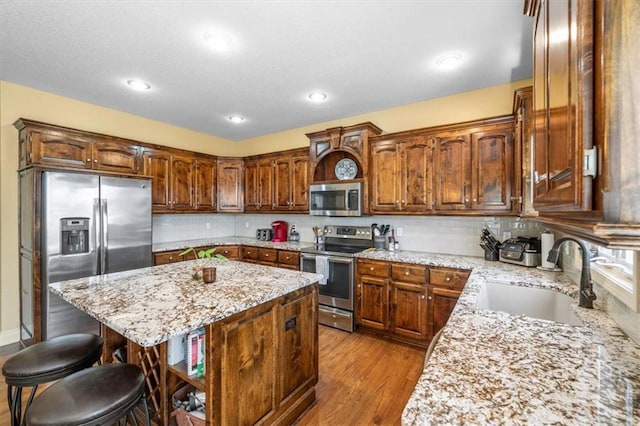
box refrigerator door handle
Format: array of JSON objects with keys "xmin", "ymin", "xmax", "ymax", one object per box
[
  {"xmin": 93, "ymin": 198, "xmax": 101, "ymax": 274},
  {"xmin": 101, "ymin": 198, "xmax": 108, "ymax": 274}
]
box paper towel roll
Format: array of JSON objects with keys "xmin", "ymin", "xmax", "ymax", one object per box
[{"xmin": 540, "ymin": 231, "xmax": 556, "ymax": 269}]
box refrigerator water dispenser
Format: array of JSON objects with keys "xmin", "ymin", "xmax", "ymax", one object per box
[{"xmin": 60, "ymin": 218, "xmax": 89, "ymax": 254}]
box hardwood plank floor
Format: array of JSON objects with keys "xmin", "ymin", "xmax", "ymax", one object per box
[{"xmin": 0, "ymin": 326, "xmax": 425, "ymax": 425}]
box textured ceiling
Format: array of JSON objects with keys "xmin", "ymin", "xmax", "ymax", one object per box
[{"xmin": 0, "ymin": 1, "xmax": 533, "ymax": 141}]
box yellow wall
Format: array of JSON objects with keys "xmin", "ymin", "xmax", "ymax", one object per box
[
  {"xmin": 0, "ymin": 78, "xmax": 531, "ymax": 343},
  {"xmin": 235, "ymin": 79, "xmax": 532, "ymax": 156}
]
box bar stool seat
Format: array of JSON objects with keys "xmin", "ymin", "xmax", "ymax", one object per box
[
  {"xmin": 26, "ymin": 363, "xmax": 149, "ymax": 426},
  {"xmin": 2, "ymin": 333, "xmax": 103, "ymax": 426}
]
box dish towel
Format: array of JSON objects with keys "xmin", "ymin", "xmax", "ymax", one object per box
[{"xmin": 315, "ymin": 256, "xmax": 329, "ymax": 285}]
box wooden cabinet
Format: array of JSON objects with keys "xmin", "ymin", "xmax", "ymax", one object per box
[
  {"xmin": 215, "ymin": 245, "xmax": 240, "ymax": 260},
  {"xmin": 433, "ymin": 120, "xmax": 515, "ymax": 213},
  {"xmin": 194, "ymin": 158, "xmax": 216, "ymax": 211},
  {"xmin": 274, "ymin": 153, "xmax": 309, "ymax": 212},
  {"xmin": 278, "ymin": 250, "xmax": 300, "ymax": 270},
  {"xmin": 258, "ymin": 247, "xmax": 278, "ymax": 265},
  {"xmin": 153, "ymin": 249, "xmax": 187, "ymax": 266},
  {"xmin": 154, "ymin": 245, "xmax": 242, "ymax": 265},
  {"xmin": 529, "ymin": 0, "xmax": 595, "ymax": 212},
  {"xmin": 371, "ymin": 135, "xmax": 433, "ymax": 213},
  {"xmin": 142, "ymin": 149, "xmax": 196, "ymax": 212},
  {"xmin": 356, "ymin": 259, "xmax": 468, "ymax": 348},
  {"xmin": 217, "ymin": 158, "xmax": 243, "ymax": 212},
  {"xmin": 244, "ymin": 157, "xmax": 274, "ymax": 212},
  {"xmin": 427, "ymin": 267, "xmax": 470, "ymax": 337},
  {"xmin": 15, "ymin": 119, "xmax": 141, "ymax": 174},
  {"xmin": 240, "ymin": 246, "xmax": 259, "ymax": 263}
]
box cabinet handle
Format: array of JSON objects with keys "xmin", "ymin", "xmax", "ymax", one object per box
[{"xmin": 445, "ymin": 276, "xmax": 452, "ymax": 282}]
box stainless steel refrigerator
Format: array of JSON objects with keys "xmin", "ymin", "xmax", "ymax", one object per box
[{"xmin": 42, "ymin": 171, "xmax": 152, "ymax": 339}]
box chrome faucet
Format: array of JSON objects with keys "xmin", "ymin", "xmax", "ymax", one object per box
[{"xmin": 546, "ymin": 237, "xmax": 596, "ymax": 309}]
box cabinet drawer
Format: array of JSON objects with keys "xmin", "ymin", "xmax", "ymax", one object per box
[
  {"xmin": 429, "ymin": 268, "xmax": 470, "ymax": 290},
  {"xmin": 216, "ymin": 246, "xmax": 240, "ymax": 260},
  {"xmin": 153, "ymin": 250, "xmax": 184, "ymax": 265},
  {"xmin": 258, "ymin": 248, "xmax": 277, "ymax": 264},
  {"xmin": 241, "ymin": 246, "xmax": 259, "ymax": 261},
  {"xmin": 391, "ymin": 263, "xmax": 427, "ymax": 284},
  {"xmin": 357, "ymin": 260, "xmax": 390, "ymax": 278},
  {"xmin": 278, "ymin": 250, "xmax": 299, "ymax": 267}
]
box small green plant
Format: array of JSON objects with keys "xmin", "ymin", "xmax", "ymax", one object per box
[{"xmin": 179, "ymin": 247, "xmax": 227, "ymax": 260}]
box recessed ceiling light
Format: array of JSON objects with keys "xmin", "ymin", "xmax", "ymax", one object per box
[
  {"xmin": 204, "ymin": 31, "xmax": 233, "ymax": 51},
  {"xmin": 307, "ymin": 92, "xmax": 328, "ymax": 102},
  {"xmin": 435, "ymin": 53, "xmax": 463, "ymax": 70},
  {"xmin": 227, "ymin": 115, "xmax": 245, "ymax": 123},
  {"xmin": 126, "ymin": 79, "xmax": 151, "ymax": 91}
]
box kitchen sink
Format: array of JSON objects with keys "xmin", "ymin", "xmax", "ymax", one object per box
[{"xmin": 476, "ymin": 281, "xmax": 583, "ymax": 326}]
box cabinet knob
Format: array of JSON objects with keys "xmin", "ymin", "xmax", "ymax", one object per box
[
  {"xmin": 370, "ymin": 267, "xmax": 374, "ymax": 271},
  {"xmin": 285, "ymin": 256, "xmax": 290, "ymax": 260},
  {"xmin": 357, "ymin": 284, "xmax": 361, "ymax": 288},
  {"xmin": 428, "ymin": 296, "xmax": 433, "ymax": 300},
  {"xmin": 445, "ymin": 276, "xmax": 452, "ymax": 282},
  {"xmin": 265, "ymin": 253, "xmax": 269, "ymax": 257},
  {"xmin": 86, "ymin": 158, "xmax": 91, "ymax": 162},
  {"xmin": 465, "ymin": 198, "xmax": 469, "ymax": 203},
  {"xmin": 473, "ymin": 198, "xmax": 477, "ymax": 203},
  {"xmin": 94, "ymin": 159, "xmax": 98, "ymax": 163},
  {"xmin": 421, "ymin": 295, "xmax": 426, "ymax": 299},
  {"xmin": 405, "ymin": 271, "xmax": 410, "ymax": 275},
  {"xmin": 402, "ymin": 200, "xmax": 405, "ymax": 204},
  {"xmin": 169, "ymin": 256, "xmax": 173, "ymax": 260}
]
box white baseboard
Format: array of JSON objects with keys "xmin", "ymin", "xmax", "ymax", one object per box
[{"xmin": 0, "ymin": 328, "xmax": 20, "ymax": 346}]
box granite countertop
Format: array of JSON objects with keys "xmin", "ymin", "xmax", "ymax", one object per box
[
  {"xmin": 49, "ymin": 259, "xmax": 322, "ymax": 347},
  {"xmin": 355, "ymin": 250, "xmax": 640, "ymax": 425},
  {"xmin": 152, "ymin": 237, "xmax": 314, "ymax": 253}
]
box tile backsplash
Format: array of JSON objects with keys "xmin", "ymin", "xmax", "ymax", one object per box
[{"xmin": 154, "ymin": 213, "xmax": 543, "ymax": 257}]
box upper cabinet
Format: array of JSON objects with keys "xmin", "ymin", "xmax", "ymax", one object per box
[
  {"xmin": 15, "ymin": 119, "xmax": 141, "ymax": 174},
  {"xmin": 217, "ymin": 158, "xmax": 244, "ymax": 213},
  {"xmin": 307, "ymin": 122, "xmax": 383, "ymax": 215},
  {"xmin": 194, "ymin": 158, "xmax": 217, "ymax": 211},
  {"xmin": 370, "ymin": 116, "xmax": 516, "ymax": 215},
  {"xmin": 528, "ymin": 0, "xmax": 595, "ymax": 213},
  {"xmin": 370, "ymin": 135, "xmax": 433, "ymax": 213},
  {"xmin": 244, "ymin": 148, "xmax": 309, "ymax": 213}
]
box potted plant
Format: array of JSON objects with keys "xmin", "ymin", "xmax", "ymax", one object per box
[{"xmin": 179, "ymin": 247, "xmax": 227, "ymax": 282}]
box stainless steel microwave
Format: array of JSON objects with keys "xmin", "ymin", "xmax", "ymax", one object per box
[{"xmin": 309, "ymin": 182, "xmax": 362, "ymax": 216}]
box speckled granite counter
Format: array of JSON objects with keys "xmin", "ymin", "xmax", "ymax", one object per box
[
  {"xmin": 49, "ymin": 259, "xmax": 322, "ymax": 347},
  {"xmin": 152, "ymin": 237, "xmax": 314, "ymax": 253},
  {"xmin": 355, "ymin": 250, "xmax": 640, "ymax": 425}
]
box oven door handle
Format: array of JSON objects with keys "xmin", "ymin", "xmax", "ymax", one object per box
[{"xmin": 301, "ymin": 253, "xmax": 354, "ymax": 264}]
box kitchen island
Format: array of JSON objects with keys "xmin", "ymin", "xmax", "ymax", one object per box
[{"xmin": 49, "ymin": 258, "xmax": 322, "ymax": 425}]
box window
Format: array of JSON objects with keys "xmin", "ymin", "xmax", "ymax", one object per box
[{"xmin": 590, "ymin": 245, "xmax": 639, "ymax": 312}]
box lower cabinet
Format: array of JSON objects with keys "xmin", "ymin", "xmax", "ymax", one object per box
[
  {"xmin": 355, "ymin": 259, "xmax": 469, "ymax": 348},
  {"xmin": 154, "ymin": 245, "xmax": 298, "ymax": 270}
]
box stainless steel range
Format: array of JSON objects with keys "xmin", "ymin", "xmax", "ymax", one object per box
[{"xmin": 300, "ymin": 225, "xmax": 373, "ymax": 332}]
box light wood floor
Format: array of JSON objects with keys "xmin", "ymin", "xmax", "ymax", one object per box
[{"xmin": 0, "ymin": 326, "xmax": 426, "ymax": 425}]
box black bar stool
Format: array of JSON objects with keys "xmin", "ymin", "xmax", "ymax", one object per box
[
  {"xmin": 2, "ymin": 333, "xmax": 103, "ymax": 426},
  {"xmin": 25, "ymin": 363, "xmax": 149, "ymax": 426}
]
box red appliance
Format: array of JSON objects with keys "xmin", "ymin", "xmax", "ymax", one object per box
[{"xmin": 271, "ymin": 220, "xmax": 288, "ymax": 242}]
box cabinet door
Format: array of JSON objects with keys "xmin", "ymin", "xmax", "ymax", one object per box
[
  {"xmin": 142, "ymin": 149, "xmax": 171, "ymax": 211},
  {"xmin": 217, "ymin": 159, "xmax": 243, "ymax": 212},
  {"xmin": 274, "ymin": 158, "xmax": 292, "ymax": 210},
  {"xmin": 194, "ymin": 158, "xmax": 216, "ymax": 211},
  {"xmin": 533, "ymin": 0, "xmax": 594, "ymax": 211},
  {"xmin": 390, "ymin": 282, "xmax": 428, "ymax": 341},
  {"xmin": 471, "ymin": 126, "xmax": 513, "ymax": 211},
  {"xmin": 153, "ymin": 250, "xmax": 186, "ymax": 265},
  {"xmin": 290, "ymin": 155, "xmax": 309, "ymax": 211},
  {"xmin": 93, "ymin": 140, "xmax": 139, "ymax": 174},
  {"xmin": 30, "ymin": 130, "xmax": 93, "ymax": 169},
  {"xmin": 370, "ymin": 141, "xmax": 400, "ymax": 213},
  {"xmin": 258, "ymin": 159, "xmax": 275, "ymax": 211},
  {"xmin": 402, "ymin": 137, "xmax": 433, "ymax": 212},
  {"xmin": 429, "ymin": 287, "xmax": 461, "ymax": 337},
  {"xmin": 170, "ymin": 155, "xmax": 195, "ymax": 211},
  {"xmin": 216, "ymin": 245, "xmax": 240, "ymax": 260},
  {"xmin": 356, "ymin": 276, "xmax": 388, "ymax": 331},
  {"xmin": 434, "ymin": 134, "xmax": 471, "ymax": 210},
  {"xmin": 243, "ymin": 159, "xmax": 259, "ymax": 212}
]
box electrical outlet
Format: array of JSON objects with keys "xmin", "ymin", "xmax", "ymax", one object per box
[
  {"xmin": 396, "ymin": 227, "xmax": 403, "ymax": 237},
  {"xmin": 245, "ymin": 221, "xmax": 249, "ymax": 228},
  {"xmin": 205, "ymin": 222, "xmax": 211, "ymax": 230}
]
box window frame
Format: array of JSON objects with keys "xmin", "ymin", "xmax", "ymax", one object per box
[{"xmin": 590, "ymin": 246, "xmax": 639, "ymax": 313}]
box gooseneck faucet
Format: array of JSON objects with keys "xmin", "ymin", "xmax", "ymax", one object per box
[{"xmin": 546, "ymin": 237, "xmax": 596, "ymax": 309}]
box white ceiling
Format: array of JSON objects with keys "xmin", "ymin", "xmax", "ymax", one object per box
[{"xmin": 0, "ymin": 1, "xmax": 533, "ymax": 141}]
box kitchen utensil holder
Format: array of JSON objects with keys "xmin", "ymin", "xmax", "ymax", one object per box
[{"xmin": 373, "ymin": 236, "xmax": 386, "ymax": 250}]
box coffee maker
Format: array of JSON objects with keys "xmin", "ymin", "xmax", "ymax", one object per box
[{"xmin": 271, "ymin": 220, "xmax": 288, "ymax": 242}]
